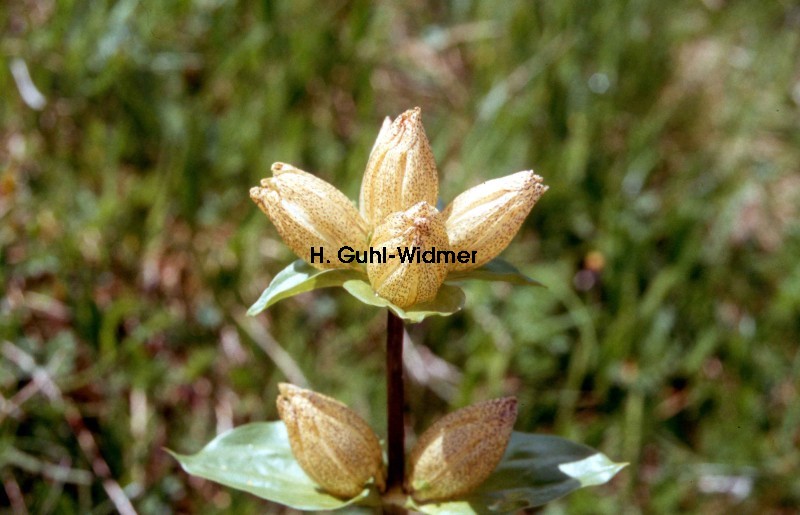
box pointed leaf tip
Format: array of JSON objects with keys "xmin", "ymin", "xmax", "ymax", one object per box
[
  {"xmin": 445, "ymin": 258, "xmax": 544, "ymax": 287},
  {"xmin": 558, "ymin": 454, "xmax": 628, "ymax": 487},
  {"xmin": 410, "ymin": 432, "xmax": 625, "ymax": 514},
  {"xmin": 247, "ymin": 260, "xmax": 365, "ymax": 315}
]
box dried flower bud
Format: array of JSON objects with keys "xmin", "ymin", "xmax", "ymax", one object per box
[
  {"xmin": 442, "ymin": 171, "xmax": 547, "ymax": 271},
  {"xmin": 406, "ymin": 397, "xmax": 518, "ymax": 503},
  {"xmin": 359, "ymin": 108, "xmax": 439, "ymax": 227},
  {"xmin": 276, "ymin": 383, "xmax": 385, "ymax": 498},
  {"xmin": 250, "ymin": 163, "xmax": 369, "ymax": 270},
  {"xmin": 367, "ymin": 202, "xmax": 449, "ymax": 308}
]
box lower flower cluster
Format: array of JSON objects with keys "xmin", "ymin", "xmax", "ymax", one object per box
[{"xmin": 277, "ymin": 384, "xmax": 517, "ymax": 504}]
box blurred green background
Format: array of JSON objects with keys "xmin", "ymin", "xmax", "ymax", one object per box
[{"xmin": 2, "ymin": 0, "xmax": 799, "ymax": 513}]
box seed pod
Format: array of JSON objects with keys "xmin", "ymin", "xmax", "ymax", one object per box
[
  {"xmin": 276, "ymin": 383, "xmax": 385, "ymax": 498},
  {"xmin": 406, "ymin": 397, "xmax": 518, "ymax": 503},
  {"xmin": 250, "ymin": 162, "xmax": 369, "ymax": 270},
  {"xmin": 367, "ymin": 201, "xmax": 449, "ymax": 308},
  {"xmin": 442, "ymin": 171, "xmax": 547, "ymax": 271},
  {"xmin": 359, "ymin": 107, "xmax": 439, "ymax": 227}
]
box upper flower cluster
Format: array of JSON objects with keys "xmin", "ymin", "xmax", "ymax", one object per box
[{"xmin": 250, "ymin": 108, "xmax": 547, "ymax": 309}]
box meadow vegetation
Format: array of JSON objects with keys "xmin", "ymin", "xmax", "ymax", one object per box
[{"xmin": 2, "ymin": 1, "xmax": 799, "ymax": 512}]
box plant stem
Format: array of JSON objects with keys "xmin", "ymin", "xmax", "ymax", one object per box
[{"xmin": 385, "ymin": 310, "xmax": 405, "ymax": 493}]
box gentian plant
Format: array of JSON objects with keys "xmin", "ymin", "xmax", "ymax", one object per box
[{"xmin": 171, "ymin": 108, "xmax": 625, "ymax": 513}]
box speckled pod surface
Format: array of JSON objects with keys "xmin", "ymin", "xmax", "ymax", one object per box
[
  {"xmin": 443, "ymin": 171, "xmax": 548, "ymax": 271},
  {"xmin": 359, "ymin": 108, "xmax": 439, "ymax": 227},
  {"xmin": 276, "ymin": 383, "xmax": 385, "ymax": 498},
  {"xmin": 406, "ymin": 397, "xmax": 518, "ymax": 502},
  {"xmin": 250, "ymin": 163, "xmax": 368, "ymax": 270},
  {"xmin": 367, "ymin": 201, "xmax": 449, "ymax": 308}
]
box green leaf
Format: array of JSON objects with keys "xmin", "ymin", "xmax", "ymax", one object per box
[
  {"xmin": 247, "ymin": 260, "xmax": 365, "ymax": 316},
  {"xmin": 342, "ymin": 279, "xmax": 465, "ymax": 323},
  {"xmin": 558, "ymin": 452, "xmax": 626, "ymax": 487},
  {"xmin": 410, "ymin": 432, "xmax": 626, "ymax": 514},
  {"xmin": 445, "ymin": 258, "xmax": 543, "ymax": 287},
  {"xmin": 168, "ymin": 422, "xmax": 377, "ymax": 510}
]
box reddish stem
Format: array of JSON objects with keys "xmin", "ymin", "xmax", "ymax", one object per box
[{"xmin": 385, "ymin": 310, "xmax": 406, "ymax": 494}]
